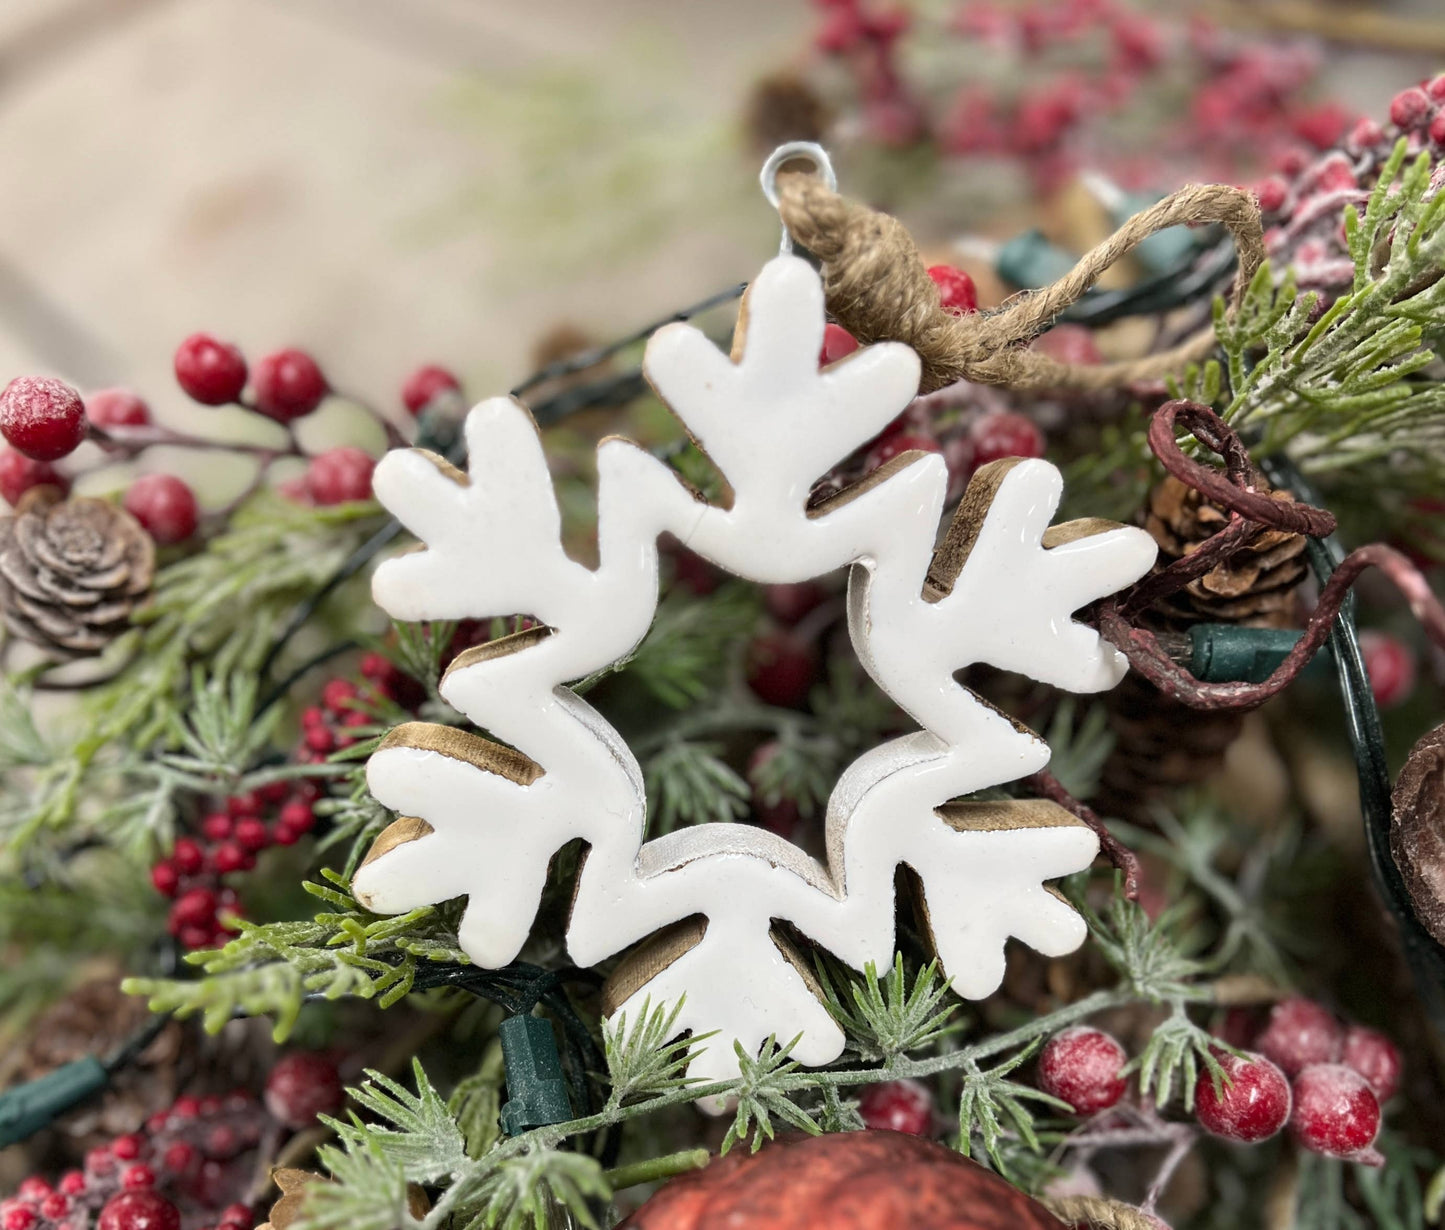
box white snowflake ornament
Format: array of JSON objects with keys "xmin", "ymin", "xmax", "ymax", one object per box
[{"xmin": 351, "ymin": 251, "xmax": 1157, "ymax": 1095}]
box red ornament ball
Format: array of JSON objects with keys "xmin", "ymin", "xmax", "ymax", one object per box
[
  {"xmin": 1253, "ymin": 996, "xmax": 1341, "ymax": 1077},
  {"xmin": 97, "ymin": 1191, "xmax": 180, "ymax": 1230},
  {"xmin": 85, "ymin": 388, "xmax": 151, "ymax": 428},
  {"xmin": 1359, "ymin": 630, "xmax": 1416, "ymax": 710},
  {"xmin": 1036, "ymin": 1026, "xmax": 1128, "ymax": 1115},
  {"xmin": 858, "ymin": 1079, "xmax": 934, "ymax": 1135},
  {"xmin": 1341, "ymin": 1025, "xmax": 1402, "ymax": 1103},
  {"xmin": 819, "ymin": 323, "xmax": 859, "ymax": 366},
  {"xmin": 306, "ymin": 447, "xmax": 375, "ymax": 505},
  {"xmin": 401, "ymin": 364, "xmax": 461, "ymax": 415},
  {"xmin": 0, "ymin": 376, "xmax": 86, "ymax": 461},
  {"xmin": 0, "ymin": 448, "xmax": 67, "ymax": 506},
  {"xmin": 175, "ymin": 334, "xmax": 247, "ymax": 406},
  {"xmin": 124, "ymin": 474, "xmax": 199, "ymax": 545},
  {"xmin": 745, "ymin": 631, "xmax": 818, "ymax": 709},
  {"xmin": 1194, "ymin": 1051, "xmax": 1291, "ymax": 1143},
  {"xmin": 264, "ymin": 1052, "xmax": 345, "ymax": 1129},
  {"xmin": 970, "ymin": 412, "xmax": 1044, "ymax": 469},
  {"xmin": 253, "ymin": 348, "xmax": 328, "ymax": 422},
  {"xmin": 926, "ymin": 264, "xmax": 978, "ymax": 315},
  {"xmin": 1289, "ymin": 1063, "xmax": 1381, "ymax": 1158}
]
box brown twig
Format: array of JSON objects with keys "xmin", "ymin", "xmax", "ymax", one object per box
[{"xmin": 1028, "ymin": 769, "xmax": 1140, "ymax": 900}]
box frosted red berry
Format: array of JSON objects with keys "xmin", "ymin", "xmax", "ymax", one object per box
[
  {"xmin": 124, "ymin": 474, "xmax": 200, "ymax": 545},
  {"xmin": 1037, "ymin": 1026, "xmax": 1128, "ymax": 1115},
  {"xmin": 85, "ymin": 1147, "xmax": 116, "ymax": 1177},
  {"xmin": 169, "ymin": 888, "xmax": 217, "ymax": 932},
  {"xmin": 234, "ymin": 816, "xmax": 269, "ymax": 852},
  {"xmin": 1032, "ymin": 324, "xmax": 1101, "ymax": 366},
  {"xmin": 306, "ymin": 447, "xmax": 375, "ymax": 505},
  {"xmin": 1341, "ymin": 1025, "xmax": 1402, "ymax": 1102},
  {"xmin": 1360, "ymin": 630, "xmax": 1417, "ymax": 709},
  {"xmin": 86, "ymin": 389, "xmax": 151, "ymax": 428},
  {"xmin": 322, "ymin": 678, "xmax": 360, "ymax": 711},
  {"xmin": 401, "ymin": 365, "xmax": 461, "ymax": 415},
  {"xmin": 98, "ymin": 1190, "xmax": 180, "ymax": 1230},
  {"xmin": 211, "ymin": 842, "xmax": 248, "ymax": 874},
  {"xmin": 1290, "ymin": 1063, "xmax": 1381, "ymax": 1158},
  {"xmin": 57, "ymin": 1173, "xmax": 86, "ymax": 1197},
  {"xmin": 253, "ymin": 348, "xmax": 328, "ymax": 422},
  {"xmin": 926, "ymin": 264, "xmax": 978, "ymax": 315},
  {"xmin": 819, "ymin": 323, "xmax": 859, "ymax": 366},
  {"xmin": 1428, "ymin": 74, "xmax": 1445, "ymax": 103},
  {"xmin": 279, "ymin": 800, "xmax": 315, "ymax": 833},
  {"xmin": 111, "ymin": 1134, "xmax": 143, "ymax": 1161},
  {"xmin": 16, "ymin": 1179, "xmax": 51, "ymax": 1202},
  {"xmin": 1255, "ymin": 177, "xmax": 1288, "ymax": 214},
  {"xmin": 1390, "ymin": 88, "xmax": 1431, "ymax": 129},
  {"xmin": 0, "ymin": 377, "xmax": 86, "ymax": 461},
  {"xmin": 1430, "ymin": 111, "xmax": 1445, "ymax": 147},
  {"xmin": 1194, "ymin": 1050, "xmax": 1290, "ymax": 1143},
  {"xmin": 175, "ymin": 334, "xmax": 247, "ymax": 406},
  {"xmin": 264, "ymin": 1052, "xmax": 345, "ymax": 1128},
  {"xmin": 201, "ymin": 813, "xmax": 233, "ymax": 841},
  {"xmin": 150, "ymin": 861, "xmax": 180, "ymax": 897},
  {"xmin": 38, "ymin": 1195, "xmax": 69, "ymax": 1220},
  {"xmin": 745, "ymin": 631, "xmax": 818, "ymax": 709},
  {"xmin": 2, "ymin": 1206, "xmax": 37, "ymax": 1230},
  {"xmin": 121, "ymin": 1165, "xmax": 155, "ymax": 1191},
  {"xmin": 1254, "ymin": 997, "xmax": 1341, "ymax": 1076},
  {"xmin": 161, "ymin": 1142, "xmax": 196, "ymax": 1174},
  {"xmin": 219, "ymin": 1203, "xmax": 253, "ymax": 1228},
  {"xmin": 0, "ymin": 447, "xmax": 67, "ymax": 505},
  {"xmin": 858, "ymin": 1079, "xmax": 934, "ymax": 1135},
  {"xmin": 172, "ymin": 837, "xmax": 204, "ymax": 875},
  {"xmin": 971, "ymin": 412, "xmax": 1044, "ymax": 468}
]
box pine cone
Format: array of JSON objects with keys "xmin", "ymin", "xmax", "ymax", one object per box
[
  {"xmin": 1142, "ymin": 475, "xmax": 1308, "ymax": 629},
  {"xmin": 0, "ymin": 487, "xmax": 154, "ymax": 656},
  {"xmin": 743, "ymin": 71, "xmax": 831, "ymax": 154}
]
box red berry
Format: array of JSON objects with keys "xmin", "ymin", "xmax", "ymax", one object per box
[
  {"xmin": 161, "ymin": 1142, "xmax": 196, "ymax": 1174},
  {"xmin": 1360, "ymin": 630, "xmax": 1417, "ymax": 709},
  {"xmin": 858, "ymin": 1078, "xmax": 934, "ymax": 1135},
  {"xmin": 301, "ymin": 705, "xmax": 327, "ymax": 729},
  {"xmin": 1430, "ymin": 111, "xmax": 1445, "ymax": 146},
  {"xmin": 306, "ymin": 447, "xmax": 374, "ymax": 505},
  {"xmin": 121, "ymin": 1165, "xmax": 155, "ymax": 1191},
  {"xmin": 179, "ymin": 923, "xmax": 217, "ymax": 949},
  {"xmin": 219, "ymin": 1204, "xmax": 252, "ymax": 1228},
  {"xmin": 1037, "ymin": 1026, "xmax": 1129, "ymax": 1114},
  {"xmin": 304, "ymin": 724, "xmax": 336, "ymax": 754},
  {"xmin": 869, "ymin": 433, "xmax": 942, "ymax": 470},
  {"xmin": 1255, "ymin": 176, "xmax": 1288, "ymax": 214},
  {"xmin": 926, "ymin": 264, "xmax": 978, "ymax": 315},
  {"xmin": 1428, "ymin": 74, "xmax": 1445, "ymax": 103},
  {"xmin": 170, "ymin": 1095, "xmax": 201, "ymax": 1120},
  {"xmin": 264, "ymin": 1052, "xmax": 345, "ymax": 1129},
  {"xmin": 0, "ymin": 447, "xmax": 67, "ymax": 505},
  {"xmin": 745, "ymin": 631, "xmax": 818, "ymax": 709},
  {"xmin": 1254, "ymin": 997, "xmax": 1342, "ymax": 1077},
  {"xmin": 764, "ymin": 582, "xmax": 826, "ymax": 626},
  {"xmin": 253, "ymin": 348, "xmax": 327, "ymax": 422},
  {"xmin": 201, "ymin": 813, "xmax": 233, "ymax": 841},
  {"xmin": 204, "ymin": 1124, "xmax": 240, "ymax": 1159},
  {"xmin": 360, "ymin": 652, "xmax": 391, "ymax": 680},
  {"xmin": 0, "ymin": 377, "xmax": 86, "ymax": 461},
  {"xmin": 111, "ymin": 1134, "xmax": 143, "ymax": 1161},
  {"xmin": 97, "ymin": 1190, "xmax": 180, "ymax": 1230},
  {"xmin": 234, "ymin": 817, "xmax": 269, "ymax": 852},
  {"xmin": 175, "ymin": 334, "xmax": 247, "ymax": 406},
  {"xmin": 170, "ymin": 888, "xmax": 218, "ymax": 930},
  {"xmin": 86, "ymin": 389, "xmax": 151, "ymax": 428},
  {"xmin": 16, "ymin": 1179, "xmax": 51, "ymax": 1202},
  {"xmin": 401, "ymin": 365, "xmax": 461, "ymax": 415},
  {"xmin": 279, "ymin": 801, "xmax": 315, "ymax": 833},
  {"xmin": 39, "ymin": 1194, "xmax": 69, "ymax": 1220},
  {"xmin": 1194, "ymin": 1050, "xmax": 1291, "ymax": 1143},
  {"xmin": 747, "ymin": 742, "xmax": 801, "ymax": 840},
  {"xmin": 1341, "ymin": 1025, "xmax": 1402, "ymax": 1102},
  {"xmin": 971, "ymin": 412, "xmax": 1044, "ymax": 468},
  {"xmin": 1292, "ymin": 103, "xmax": 1349, "ymax": 151},
  {"xmin": 172, "ymin": 837, "xmax": 204, "ymax": 876},
  {"xmin": 819, "ymin": 323, "xmax": 859, "ymax": 366},
  {"xmin": 1290, "ymin": 1063, "xmax": 1381, "ymax": 1158},
  {"xmin": 150, "ymin": 860, "xmax": 180, "ymax": 897},
  {"xmin": 816, "ymin": 6, "xmax": 866, "ymax": 52},
  {"xmin": 2, "ymin": 1206, "xmax": 37, "ymax": 1230},
  {"xmin": 198, "ymin": 1093, "xmax": 224, "ymax": 1117},
  {"xmin": 85, "ymin": 1147, "xmax": 116, "ymax": 1177},
  {"xmin": 270, "ymin": 821, "xmax": 300, "ymax": 846},
  {"xmin": 1346, "ymin": 117, "xmax": 1385, "ymax": 152},
  {"xmin": 1390, "ymin": 87, "xmax": 1431, "ymax": 129},
  {"xmin": 227, "ymin": 791, "xmax": 262, "ymax": 817},
  {"xmin": 1032, "ymin": 324, "xmax": 1101, "ymax": 366},
  {"xmin": 124, "ymin": 474, "xmax": 199, "ymax": 545},
  {"xmin": 57, "ymin": 1173, "xmax": 85, "ymax": 1198},
  {"xmin": 211, "ymin": 842, "xmax": 248, "ymax": 874},
  {"xmin": 321, "ymin": 679, "xmax": 360, "ymax": 712}
]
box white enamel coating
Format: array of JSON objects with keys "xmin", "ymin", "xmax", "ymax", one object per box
[{"xmin": 352, "ymin": 254, "xmax": 1157, "ymax": 1095}]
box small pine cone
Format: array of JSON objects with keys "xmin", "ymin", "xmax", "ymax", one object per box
[
  {"xmin": 1143, "ymin": 475, "xmax": 1308, "ymax": 629},
  {"xmin": 1096, "ymin": 671, "xmax": 1243, "ymax": 821},
  {"xmin": 0, "ymin": 487, "xmax": 154, "ymax": 656},
  {"xmin": 743, "ymin": 70, "xmax": 831, "ymax": 154}
]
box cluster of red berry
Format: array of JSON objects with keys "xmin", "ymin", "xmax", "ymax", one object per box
[
  {"xmin": 1034, "ymin": 999, "xmax": 1400, "ymax": 1163},
  {"xmin": 0, "ymin": 1092, "xmax": 265, "ymax": 1230},
  {"xmin": 150, "ymin": 782, "xmax": 318, "ymax": 949},
  {"xmin": 294, "ymin": 666, "xmax": 399, "ymax": 764},
  {"xmin": 811, "ymin": 0, "xmax": 1341, "ymax": 192}
]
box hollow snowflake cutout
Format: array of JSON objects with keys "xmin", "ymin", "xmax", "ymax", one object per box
[{"xmin": 351, "ymin": 254, "xmax": 1157, "ymax": 1093}]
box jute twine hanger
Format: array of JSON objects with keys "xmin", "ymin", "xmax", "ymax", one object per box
[{"xmin": 777, "ymin": 174, "xmax": 1266, "ymax": 394}]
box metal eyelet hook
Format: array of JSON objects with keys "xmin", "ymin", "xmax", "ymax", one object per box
[{"xmin": 760, "ymin": 142, "xmax": 837, "ymax": 256}]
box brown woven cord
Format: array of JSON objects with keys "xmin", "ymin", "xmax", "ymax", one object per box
[
  {"xmin": 778, "ymin": 176, "xmax": 1265, "ymax": 393},
  {"xmin": 1042, "ymin": 1195, "xmax": 1163, "ymax": 1229}
]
